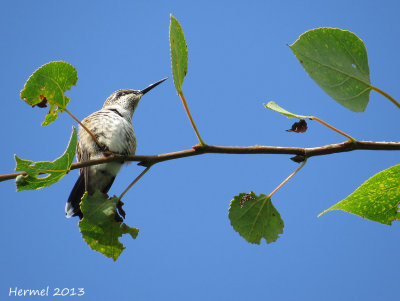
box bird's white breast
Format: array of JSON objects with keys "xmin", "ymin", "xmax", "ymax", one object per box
[{"xmin": 80, "ymin": 109, "xmax": 137, "ymax": 157}]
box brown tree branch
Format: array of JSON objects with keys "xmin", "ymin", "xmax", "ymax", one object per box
[{"xmin": 1, "ymin": 140, "xmax": 399, "ymax": 182}]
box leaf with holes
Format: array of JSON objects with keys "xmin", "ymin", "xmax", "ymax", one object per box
[
  {"xmin": 79, "ymin": 191, "xmax": 139, "ymax": 261},
  {"xmin": 319, "ymin": 164, "xmax": 400, "ymax": 225},
  {"xmin": 290, "ymin": 28, "xmax": 371, "ymax": 112},
  {"xmin": 169, "ymin": 14, "xmax": 188, "ymax": 94},
  {"xmin": 20, "ymin": 61, "xmax": 78, "ymax": 125},
  {"xmin": 229, "ymin": 192, "xmax": 284, "ymax": 244},
  {"xmin": 15, "ymin": 127, "xmax": 77, "ymax": 191}
]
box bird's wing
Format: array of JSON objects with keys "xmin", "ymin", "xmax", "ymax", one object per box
[
  {"xmin": 65, "ymin": 173, "xmax": 84, "ymax": 218},
  {"xmin": 77, "ymin": 141, "xmax": 90, "ymax": 192},
  {"xmin": 65, "ymin": 142, "xmax": 90, "ymax": 218}
]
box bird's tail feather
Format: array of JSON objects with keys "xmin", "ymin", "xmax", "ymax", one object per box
[{"xmin": 65, "ymin": 173, "xmax": 85, "ymax": 219}]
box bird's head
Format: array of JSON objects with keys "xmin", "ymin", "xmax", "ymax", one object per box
[{"xmin": 102, "ymin": 77, "xmax": 168, "ymax": 117}]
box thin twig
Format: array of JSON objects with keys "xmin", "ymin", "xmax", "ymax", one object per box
[
  {"xmin": 268, "ymin": 159, "xmax": 307, "ymax": 198},
  {"xmin": 119, "ymin": 166, "xmax": 152, "ymax": 200},
  {"xmin": 2, "ymin": 140, "xmax": 399, "ymax": 182},
  {"xmin": 179, "ymin": 92, "xmax": 206, "ymax": 145},
  {"xmin": 371, "ymin": 86, "xmax": 400, "ymax": 109},
  {"xmin": 311, "ymin": 116, "xmax": 356, "ymax": 142},
  {"xmin": 64, "ymin": 108, "xmax": 103, "ymax": 149}
]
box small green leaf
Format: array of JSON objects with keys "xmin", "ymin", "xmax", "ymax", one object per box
[
  {"xmin": 79, "ymin": 192, "xmax": 139, "ymax": 261},
  {"xmin": 42, "ymin": 112, "xmax": 59, "ymax": 126},
  {"xmin": 290, "ymin": 28, "xmax": 371, "ymax": 112},
  {"xmin": 169, "ymin": 14, "xmax": 188, "ymax": 94},
  {"xmin": 20, "ymin": 61, "xmax": 78, "ymax": 126},
  {"xmin": 229, "ymin": 192, "xmax": 284, "ymax": 244},
  {"xmin": 15, "ymin": 127, "xmax": 77, "ymax": 191},
  {"xmin": 264, "ymin": 101, "xmax": 312, "ymax": 119},
  {"xmin": 319, "ymin": 164, "xmax": 400, "ymax": 225}
]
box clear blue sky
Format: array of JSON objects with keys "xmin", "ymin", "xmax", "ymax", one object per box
[{"xmin": 1, "ymin": 1, "xmax": 399, "ymax": 300}]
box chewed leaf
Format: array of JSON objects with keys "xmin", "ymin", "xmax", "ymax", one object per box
[
  {"xmin": 169, "ymin": 14, "xmax": 188, "ymax": 94},
  {"xmin": 319, "ymin": 164, "xmax": 400, "ymax": 225},
  {"xmin": 15, "ymin": 127, "xmax": 77, "ymax": 191},
  {"xmin": 290, "ymin": 28, "xmax": 371, "ymax": 112},
  {"xmin": 264, "ymin": 101, "xmax": 311, "ymax": 119},
  {"xmin": 79, "ymin": 192, "xmax": 139, "ymax": 261},
  {"xmin": 20, "ymin": 61, "xmax": 78, "ymax": 126},
  {"xmin": 229, "ymin": 192, "xmax": 284, "ymax": 244}
]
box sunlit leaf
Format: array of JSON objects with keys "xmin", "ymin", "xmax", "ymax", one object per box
[
  {"xmin": 229, "ymin": 192, "xmax": 284, "ymax": 244},
  {"xmin": 79, "ymin": 191, "xmax": 139, "ymax": 261},
  {"xmin": 319, "ymin": 164, "xmax": 400, "ymax": 225},
  {"xmin": 290, "ymin": 28, "xmax": 371, "ymax": 112},
  {"xmin": 20, "ymin": 61, "xmax": 78, "ymax": 126},
  {"xmin": 15, "ymin": 127, "xmax": 77, "ymax": 191},
  {"xmin": 169, "ymin": 14, "xmax": 188, "ymax": 94},
  {"xmin": 264, "ymin": 101, "xmax": 311, "ymax": 119},
  {"xmin": 265, "ymin": 101, "xmax": 311, "ymax": 134}
]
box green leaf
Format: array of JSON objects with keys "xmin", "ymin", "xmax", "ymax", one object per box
[
  {"xmin": 264, "ymin": 101, "xmax": 312, "ymax": 119},
  {"xmin": 169, "ymin": 14, "xmax": 188, "ymax": 94},
  {"xmin": 290, "ymin": 28, "xmax": 371, "ymax": 112},
  {"xmin": 319, "ymin": 164, "xmax": 400, "ymax": 225},
  {"xmin": 15, "ymin": 127, "xmax": 77, "ymax": 191},
  {"xmin": 229, "ymin": 192, "xmax": 284, "ymax": 244},
  {"xmin": 20, "ymin": 61, "xmax": 78, "ymax": 126},
  {"xmin": 79, "ymin": 192, "xmax": 139, "ymax": 261}
]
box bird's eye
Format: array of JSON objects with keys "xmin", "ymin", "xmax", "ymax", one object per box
[{"xmin": 115, "ymin": 92, "xmax": 123, "ymax": 99}]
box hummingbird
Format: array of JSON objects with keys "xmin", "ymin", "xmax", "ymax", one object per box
[{"xmin": 65, "ymin": 77, "xmax": 168, "ymax": 219}]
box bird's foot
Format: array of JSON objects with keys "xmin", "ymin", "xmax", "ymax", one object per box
[{"xmin": 102, "ymin": 151, "xmax": 113, "ymax": 157}]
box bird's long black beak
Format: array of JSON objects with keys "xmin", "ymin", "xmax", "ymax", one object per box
[{"xmin": 140, "ymin": 77, "xmax": 168, "ymax": 95}]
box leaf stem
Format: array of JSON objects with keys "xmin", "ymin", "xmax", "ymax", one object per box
[
  {"xmin": 311, "ymin": 116, "xmax": 356, "ymax": 142},
  {"xmin": 178, "ymin": 92, "xmax": 206, "ymax": 145},
  {"xmin": 63, "ymin": 108, "xmax": 103, "ymax": 149},
  {"xmin": 118, "ymin": 166, "xmax": 151, "ymax": 200},
  {"xmin": 268, "ymin": 159, "xmax": 307, "ymax": 198},
  {"xmin": 371, "ymin": 86, "xmax": 400, "ymax": 109}
]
